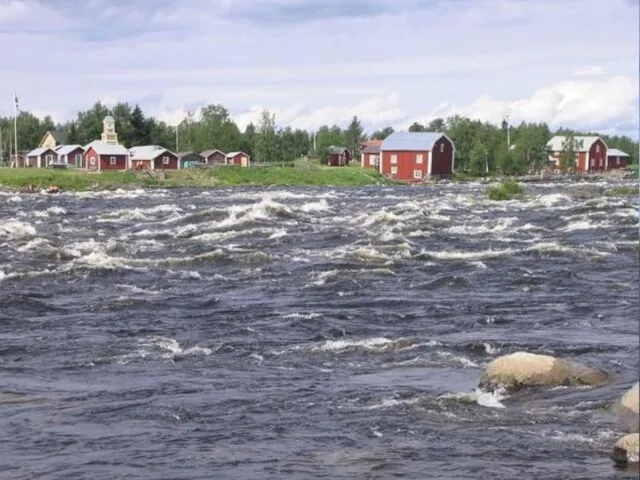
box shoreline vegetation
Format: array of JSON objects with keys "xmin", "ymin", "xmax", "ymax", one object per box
[{"xmin": 0, "ymin": 164, "xmax": 637, "ymax": 193}]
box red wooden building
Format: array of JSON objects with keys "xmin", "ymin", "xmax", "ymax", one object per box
[
  {"xmin": 55, "ymin": 144, "xmax": 85, "ymax": 168},
  {"xmin": 379, "ymin": 131, "xmax": 455, "ymax": 181},
  {"xmin": 25, "ymin": 147, "xmax": 58, "ymax": 168},
  {"xmin": 84, "ymin": 141, "xmax": 129, "ymax": 171},
  {"xmin": 546, "ymin": 135, "xmax": 607, "ymax": 173},
  {"xmin": 606, "ymin": 148, "xmax": 630, "ymax": 169},
  {"xmin": 201, "ymin": 149, "xmax": 227, "ymax": 165},
  {"xmin": 226, "ymin": 151, "xmax": 250, "ymax": 167},
  {"xmin": 360, "ymin": 140, "xmax": 382, "ymax": 169},
  {"xmin": 129, "ymin": 145, "xmax": 180, "ymax": 170},
  {"xmin": 327, "ymin": 146, "xmax": 350, "ymax": 166}
]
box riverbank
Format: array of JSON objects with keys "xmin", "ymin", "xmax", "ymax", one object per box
[{"xmin": 0, "ymin": 165, "xmax": 394, "ymax": 191}]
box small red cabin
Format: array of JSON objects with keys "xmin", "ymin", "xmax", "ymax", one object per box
[
  {"xmin": 327, "ymin": 146, "xmax": 350, "ymax": 166},
  {"xmin": 201, "ymin": 149, "xmax": 227, "ymax": 165},
  {"xmin": 379, "ymin": 131, "xmax": 455, "ymax": 182},
  {"xmin": 84, "ymin": 141, "xmax": 129, "ymax": 171},
  {"xmin": 606, "ymin": 148, "xmax": 630, "ymax": 169},
  {"xmin": 361, "ymin": 140, "xmax": 382, "ymax": 169},
  {"xmin": 226, "ymin": 151, "xmax": 250, "ymax": 167}
]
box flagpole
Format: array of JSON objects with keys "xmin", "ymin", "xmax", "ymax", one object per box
[{"xmin": 13, "ymin": 91, "xmax": 18, "ymax": 168}]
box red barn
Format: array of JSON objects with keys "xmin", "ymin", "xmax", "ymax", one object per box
[
  {"xmin": 361, "ymin": 140, "xmax": 382, "ymax": 169},
  {"xmin": 606, "ymin": 148, "xmax": 630, "ymax": 169},
  {"xmin": 84, "ymin": 141, "xmax": 129, "ymax": 171},
  {"xmin": 379, "ymin": 131, "xmax": 455, "ymax": 181},
  {"xmin": 226, "ymin": 151, "xmax": 250, "ymax": 167},
  {"xmin": 129, "ymin": 145, "xmax": 180, "ymax": 170},
  {"xmin": 327, "ymin": 146, "xmax": 350, "ymax": 166},
  {"xmin": 546, "ymin": 135, "xmax": 607, "ymax": 173}
]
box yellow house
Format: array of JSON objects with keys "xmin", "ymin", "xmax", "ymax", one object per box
[{"xmin": 38, "ymin": 130, "xmax": 68, "ymax": 149}]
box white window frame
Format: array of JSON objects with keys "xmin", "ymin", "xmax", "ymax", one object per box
[
  {"xmin": 90, "ymin": 157, "xmax": 96, "ymax": 165},
  {"xmin": 162, "ymin": 156, "xmax": 170, "ymax": 165},
  {"xmin": 416, "ymin": 154, "xmax": 423, "ymax": 164},
  {"xmin": 440, "ymin": 144, "xmax": 444, "ymax": 153},
  {"xmin": 109, "ymin": 156, "xmax": 117, "ymax": 165},
  {"xmin": 413, "ymin": 169, "xmax": 422, "ymax": 179},
  {"xmin": 390, "ymin": 154, "xmax": 398, "ymax": 165},
  {"xmin": 390, "ymin": 166, "xmax": 398, "ymax": 175},
  {"xmin": 369, "ymin": 155, "xmax": 376, "ymax": 166},
  {"xmin": 616, "ymin": 158, "xmax": 620, "ymax": 165}
]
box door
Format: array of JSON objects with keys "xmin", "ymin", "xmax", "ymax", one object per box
[{"xmin": 241, "ymin": 156, "xmax": 248, "ymax": 167}]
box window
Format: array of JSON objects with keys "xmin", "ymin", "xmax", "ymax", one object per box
[
  {"xmin": 110, "ymin": 156, "xmax": 116, "ymax": 165},
  {"xmin": 590, "ymin": 158, "xmax": 594, "ymax": 167},
  {"xmin": 616, "ymin": 158, "xmax": 620, "ymax": 166},
  {"xmin": 440, "ymin": 144, "xmax": 444, "ymax": 153},
  {"xmin": 413, "ymin": 169, "xmax": 422, "ymax": 179},
  {"xmin": 369, "ymin": 155, "xmax": 376, "ymax": 166},
  {"xmin": 595, "ymin": 144, "xmax": 600, "ymax": 153},
  {"xmin": 390, "ymin": 154, "xmax": 398, "ymax": 165},
  {"xmin": 90, "ymin": 157, "xmax": 96, "ymax": 165},
  {"xmin": 416, "ymin": 154, "xmax": 423, "ymax": 164},
  {"xmin": 390, "ymin": 166, "xmax": 398, "ymax": 175},
  {"xmin": 162, "ymin": 156, "xmax": 170, "ymax": 165}
]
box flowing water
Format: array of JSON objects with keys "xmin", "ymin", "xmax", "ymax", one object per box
[{"xmin": 0, "ymin": 181, "xmax": 638, "ymax": 479}]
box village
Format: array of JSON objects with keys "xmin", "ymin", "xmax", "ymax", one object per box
[{"xmin": 11, "ymin": 115, "xmax": 634, "ymax": 183}]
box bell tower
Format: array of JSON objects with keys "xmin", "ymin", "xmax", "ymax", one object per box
[{"xmin": 101, "ymin": 115, "xmax": 118, "ymax": 144}]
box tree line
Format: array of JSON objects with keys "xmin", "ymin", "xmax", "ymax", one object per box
[{"xmin": 0, "ymin": 101, "xmax": 637, "ymax": 174}]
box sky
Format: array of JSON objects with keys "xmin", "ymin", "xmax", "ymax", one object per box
[{"xmin": 0, "ymin": 0, "xmax": 638, "ymax": 137}]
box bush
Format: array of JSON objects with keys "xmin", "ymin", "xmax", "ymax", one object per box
[
  {"xmin": 486, "ymin": 180, "xmax": 525, "ymax": 201},
  {"xmin": 607, "ymin": 185, "xmax": 638, "ymax": 197}
]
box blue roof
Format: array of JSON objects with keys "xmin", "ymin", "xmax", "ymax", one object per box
[{"xmin": 380, "ymin": 131, "xmax": 448, "ymax": 151}]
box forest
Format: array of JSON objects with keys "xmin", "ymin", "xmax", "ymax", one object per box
[{"xmin": 0, "ymin": 101, "xmax": 637, "ymax": 176}]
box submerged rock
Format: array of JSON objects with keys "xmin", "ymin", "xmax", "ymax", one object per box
[
  {"xmin": 612, "ymin": 382, "xmax": 640, "ymax": 433},
  {"xmin": 478, "ymin": 351, "xmax": 608, "ymax": 392},
  {"xmin": 612, "ymin": 433, "xmax": 639, "ymax": 468}
]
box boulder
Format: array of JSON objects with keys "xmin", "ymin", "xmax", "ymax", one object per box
[
  {"xmin": 478, "ymin": 351, "xmax": 608, "ymax": 392},
  {"xmin": 612, "ymin": 433, "xmax": 639, "ymax": 468},
  {"xmin": 612, "ymin": 382, "xmax": 639, "ymax": 433}
]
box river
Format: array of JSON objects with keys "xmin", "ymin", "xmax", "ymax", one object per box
[{"xmin": 0, "ymin": 181, "xmax": 638, "ymax": 479}]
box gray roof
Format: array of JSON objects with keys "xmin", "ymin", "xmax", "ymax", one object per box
[
  {"xmin": 546, "ymin": 135, "xmax": 603, "ymax": 152},
  {"xmin": 226, "ymin": 151, "xmax": 248, "ymax": 157},
  {"xmin": 50, "ymin": 130, "xmax": 68, "ymax": 144},
  {"xmin": 201, "ymin": 149, "xmax": 225, "ymax": 157},
  {"xmin": 55, "ymin": 144, "xmax": 84, "ymax": 155},
  {"xmin": 380, "ymin": 131, "xmax": 450, "ymax": 151},
  {"xmin": 607, "ymin": 148, "xmax": 630, "ymax": 157},
  {"xmin": 327, "ymin": 146, "xmax": 348, "ymax": 154},
  {"xmin": 129, "ymin": 145, "xmax": 176, "ymax": 160},
  {"xmin": 178, "ymin": 151, "xmax": 204, "ymax": 158},
  {"xmin": 85, "ymin": 140, "xmax": 129, "ymax": 156},
  {"xmin": 363, "ymin": 144, "xmax": 380, "ymax": 154},
  {"xmin": 26, "ymin": 147, "xmax": 57, "ymax": 157}
]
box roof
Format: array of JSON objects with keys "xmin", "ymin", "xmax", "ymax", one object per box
[
  {"xmin": 178, "ymin": 151, "xmax": 205, "ymax": 158},
  {"xmin": 226, "ymin": 151, "xmax": 248, "ymax": 157},
  {"xmin": 85, "ymin": 140, "xmax": 129, "ymax": 156},
  {"xmin": 129, "ymin": 145, "xmax": 176, "ymax": 160},
  {"xmin": 363, "ymin": 144, "xmax": 381, "ymax": 154},
  {"xmin": 546, "ymin": 135, "xmax": 604, "ymax": 152},
  {"xmin": 380, "ymin": 131, "xmax": 450, "ymax": 151},
  {"xmin": 26, "ymin": 147, "xmax": 48, "ymax": 156},
  {"xmin": 55, "ymin": 144, "xmax": 84, "ymax": 155},
  {"xmin": 327, "ymin": 146, "xmax": 348, "ymax": 154},
  {"xmin": 50, "ymin": 130, "xmax": 68, "ymax": 144},
  {"xmin": 201, "ymin": 149, "xmax": 225, "ymax": 157},
  {"xmin": 607, "ymin": 148, "xmax": 630, "ymax": 157}
]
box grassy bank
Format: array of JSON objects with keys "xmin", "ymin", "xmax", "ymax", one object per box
[
  {"xmin": 0, "ymin": 165, "xmax": 393, "ymax": 191},
  {"xmin": 486, "ymin": 181, "xmax": 525, "ymax": 200}
]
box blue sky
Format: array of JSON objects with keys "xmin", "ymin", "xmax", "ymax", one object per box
[{"xmin": 0, "ymin": 0, "xmax": 638, "ymax": 137}]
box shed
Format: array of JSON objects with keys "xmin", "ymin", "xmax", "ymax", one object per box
[
  {"xmin": 327, "ymin": 146, "xmax": 350, "ymax": 167},
  {"xmin": 179, "ymin": 152, "xmax": 206, "ymax": 168},
  {"xmin": 606, "ymin": 148, "xmax": 630, "ymax": 169}
]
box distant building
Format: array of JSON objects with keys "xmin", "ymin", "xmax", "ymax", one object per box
[
  {"xmin": 178, "ymin": 152, "xmax": 206, "ymax": 168},
  {"xmin": 84, "ymin": 141, "xmax": 129, "ymax": 171},
  {"xmin": 361, "ymin": 140, "xmax": 382, "ymax": 169},
  {"xmin": 379, "ymin": 131, "xmax": 455, "ymax": 181},
  {"xmin": 39, "ymin": 130, "xmax": 68, "ymax": 149},
  {"xmin": 606, "ymin": 148, "xmax": 630, "ymax": 169},
  {"xmin": 327, "ymin": 146, "xmax": 350, "ymax": 167},
  {"xmin": 129, "ymin": 145, "xmax": 180, "ymax": 170},
  {"xmin": 201, "ymin": 149, "xmax": 227, "ymax": 165},
  {"xmin": 226, "ymin": 151, "xmax": 250, "ymax": 167},
  {"xmin": 546, "ymin": 135, "xmax": 607, "ymax": 173},
  {"xmin": 25, "ymin": 147, "xmax": 58, "ymax": 168},
  {"xmin": 55, "ymin": 144, "xmax": 85, "ymax": 168}
]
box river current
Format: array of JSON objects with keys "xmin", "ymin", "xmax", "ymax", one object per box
[{"xmin": 0, "ymin": 181, "xmax": 638, "ymax": 479}]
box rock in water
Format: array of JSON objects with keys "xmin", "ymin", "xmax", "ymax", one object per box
[
  {"xmin": 612, "ymin": 433, "xmax": 639, "ymax": 468},
  {"xmin": 612, "ymin": 382, "xmax": 640, "ymax": 433},
  {"xmin": 478, "ymin": 351, "xmax": 608, "ymax": 392}
]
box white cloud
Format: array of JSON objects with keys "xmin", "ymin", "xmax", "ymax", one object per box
[{"xmin": 0, "ymin": 0, "xmax": 638, "ymax": 139}]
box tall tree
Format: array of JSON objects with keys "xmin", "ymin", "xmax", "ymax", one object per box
[
  {"xmin": 255, "ymin": 110, "xmax": 279, "ymax": 163},
  {"xmin": 559, "ymin": 135, "xmax": 580, "ymax": 171},
  {"xmin": 344, "ymin": 116, "xmax": 365, "ymax": 158}
]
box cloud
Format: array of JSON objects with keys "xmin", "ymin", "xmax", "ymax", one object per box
[{"xmin": 0, "ymin": 0, "xmax": 638, "ymax": 139}]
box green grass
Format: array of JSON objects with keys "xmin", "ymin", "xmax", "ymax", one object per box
[
  {"xmin": 607, "ymin": 185, "xmax": 639, "ymax": 197},
  {"xmin": 486, "ymin": 180, "xmax": 525, "ymax": 201},
  {"xmin": 0, "ymin": 165, "xmax": 393, "ymax": 191}
]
